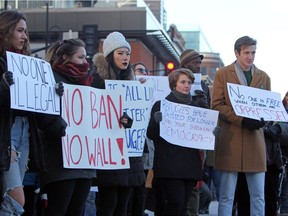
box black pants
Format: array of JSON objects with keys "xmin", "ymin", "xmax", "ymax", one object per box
[
  {"xmin": 97, "ymin": 186, "xmax": 133, "ymax": 216},
  {"xmin": 234, "ymin": 172, "xmax": 250, "ymax": 216},
  {"xmin": 153, "ymin": 178, "xmax": 195, "ymax": 216},
  {"xmin": 127, "ymin": 183, "xmax": 147, "ymax": 216},
  {"xmin": 199, "ymin": 182, "xmax": 212, "ymax": 212},
  {"xmin": 45, "ymin": 178, "xmax": 93, "ymax": 216}
]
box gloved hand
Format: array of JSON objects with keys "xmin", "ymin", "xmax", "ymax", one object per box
[
  {"xmin": 154, "ymin": 111, "xmax": 162, "ymax": 123},
  {"xmin": 194, "ymin": 89, "xmax": 206, "ymax": 96},
  {"xmin": 120, "ymin": 112, "xmax": 133, "ymax": 129},
  {"xmin": 193, "ymin": 90, "xmax": 209, "ymax": 108},
  {"xmin": 60, "ymin": 118, "xmax": 68, "ymax": 137},
  {"xmin": 242, "ymin": 117, "xmax": 265, "ymax": 130},
  {"xmin": 264, "ymin": 124, "xmax": 281, "ymax": 140},
  {"xmin": 213, "ymin": 126, "xmax": 221, "ymax": 137},
  {"xmin": 1, "ymin": 71, "xmax": 14, "ymax": 88},
  {"xmin": 55, "ymin": 82, "xmax": 64, "ymax": 97}
]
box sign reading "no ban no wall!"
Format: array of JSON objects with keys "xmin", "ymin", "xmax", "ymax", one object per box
[{"xmin": 61, "ymin": 83, "xmax": 130, "ymax": 170}]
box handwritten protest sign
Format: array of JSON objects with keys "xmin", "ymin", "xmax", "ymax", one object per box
[
  {"xmin": 105, "ymin": 80, "xmax": 154, "ymax": 157},
  {"xmin": 6, "ymin": 51, "xmax": 60, "ymax": 115},
  {"xmin": 160, "ymin": 99, "xmax": 219, "ymax": 150},
  {"xmin": 190, "ymin": 73, "xmax": 203, "ymax": 96},
  {"xmin": 135, "ymin": 75, "xmax": 170, "ymax": 103},
  {"xmin": 61, "ymin": 83, "xmax": 130, "ymax": 169},
  {"xmin": 227, "ymin": 83, "xmax": 288, "ymax": 122}
]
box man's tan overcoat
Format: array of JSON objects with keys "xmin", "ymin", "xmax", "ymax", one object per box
[{"xmin": 212, "ymin": 63, "xmax": 271, "ymax": 172}]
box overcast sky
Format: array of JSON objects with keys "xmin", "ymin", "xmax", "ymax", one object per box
[{"xmin": 165, "ymin": 0, "xmax": 288, "ymax": 97}]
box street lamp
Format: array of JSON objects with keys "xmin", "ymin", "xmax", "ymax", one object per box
[
  {"xmin": 45, "ymin": 2, "xmax": 49, "ymax": 53},
  {"xmin": 4, "ymin": 0, "xmax": 8, "ymax": 10}
]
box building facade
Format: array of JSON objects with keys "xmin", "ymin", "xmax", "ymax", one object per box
[{"xmin": 1, "ymin": 0, "xmax": 224, "ymax": 80}]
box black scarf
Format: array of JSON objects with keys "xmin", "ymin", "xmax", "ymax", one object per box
[{"xmin": 171, "ymin": 90, "xmax": 192, "ymax": 104}]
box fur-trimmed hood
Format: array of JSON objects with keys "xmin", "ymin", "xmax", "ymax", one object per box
[{"xmin": 92, "ymin": 53, "xmax": 134, "ymax": 84}]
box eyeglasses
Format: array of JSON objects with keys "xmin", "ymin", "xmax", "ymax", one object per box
[{"xmin": 135, "ymin": 68, "xmax": 149, "ymax": 74}]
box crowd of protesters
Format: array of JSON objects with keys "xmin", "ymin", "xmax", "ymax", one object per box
[{"xmin": 1, "ymin": 9, "xmax": 288, "ymax": 216}]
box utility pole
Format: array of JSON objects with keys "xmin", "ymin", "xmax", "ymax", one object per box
[
  {"xmin": 45, "ymin": 2, "xmax": 49, "ymax": 53},
  {"xmin": 4, "ymin": 0, "xmax": 8, "ymax": 10}
]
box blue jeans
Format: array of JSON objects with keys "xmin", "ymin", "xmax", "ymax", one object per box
[
  {"xmin": 218, "ymin": 171, "xmax": 265, "ymax": 216},
  {"xmin": 83, "ymin": 191, "xmax": 96, "ymax": 216},
  {"xmin": 0, "ymin": 117, "xmax": 30, "ymax": 215}
]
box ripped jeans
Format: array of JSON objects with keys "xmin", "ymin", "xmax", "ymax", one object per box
[{"xmin": 0, "ymin": 116, "xmax": 30, "ymax": 215}]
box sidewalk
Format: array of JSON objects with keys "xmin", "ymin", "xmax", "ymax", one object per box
[{"xmin": 145, "ymin": 200, "xmax": 218, "ymax": 215}]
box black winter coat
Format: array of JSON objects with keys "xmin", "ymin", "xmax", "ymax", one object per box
[
  {"xmin": 147, "ymin": 92, "xmax": 203, "ymax": 180},
  {"xmin": 39, "ymin": 71, "xmax": 96, "ymax": 188},
  {"xmin": 265, "ymin": 122, "xmax": 288, "ymax": 168}
]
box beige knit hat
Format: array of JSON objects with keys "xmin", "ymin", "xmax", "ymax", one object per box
[
  {"xmin": 103, "ymin": 32, "xmax": 131, "ymax": 57},
  {"xmin": 180, "ymin": 49, "xmax": 204, "ymax": 67}
]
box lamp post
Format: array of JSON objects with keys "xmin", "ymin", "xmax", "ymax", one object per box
[
  {"xmin": 4, "ymin": 0, "xmax": 8, "ymax": 10},
  {"xmin": 45, "ymin": 2, "xmax": 49, "ymax": 53}
]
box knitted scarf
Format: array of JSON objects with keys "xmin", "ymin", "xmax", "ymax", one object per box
[
  {"xmin": 171, "ymin": 90, "xmax": 192, "ymax": 104},
  {"xmin": 234, "ymin": 61, "xmax": 254, "ymax": 86},
  {"xmin": 53, "ymin": 61, "xmax": 92, "ymax": 86}
]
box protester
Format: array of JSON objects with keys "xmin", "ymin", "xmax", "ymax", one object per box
[
  {"xmin": 212, "ymin": 35, "xmax": 270, "ymax": 216},
  {"xmin": 234, "ymin": 92, "xmax": 288, "ymax": 216},
  {"xmin": 125, "ymin": 62, "xmax": 152, "ymax": 216},
  {"xmin": 180, "ymin": 49, "xmax": 213, "ymax": 216},
  {"xmin": 280, "ymin": 91, "xmax": 288, "ymax": 216},
  {"xmin": 0, "ymin": 10, "xmax": 47, "ymax": 215},
  {"xmin": 147, "ymin": 68, "xmax": 206, "ymax": 215},
  {"xmin": 180, "ymin": 49, "xmax": 210, "ymax": 106},
  {"xmin": 91, "ymin": 31, "xmax": 146, "ymax": 216},
  {"xmin": 40, "ymin": 38, "xmax": 95, "ymax": 215},
  {"xmin": 198, "ymin": 181, "xmax": 212, "ymax": 215}
]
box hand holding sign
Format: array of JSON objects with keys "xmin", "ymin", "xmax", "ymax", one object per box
[
  {"xmin": 120, "ymin": 112, "xmax": 133, "ymax": 129},
  {"xmin": 242, "ymin": 117, "xmax": 265, "ymax": 130},
  {"xmin": 213, "ymin": 126, "xmax": 221, "ymax": 138},
  {"xmin": 55, "ymin": 81, "xmax": 64, "ymax": 97},
  {"xmin": 154, "ymin": 111, "xmax": 162, "ymax": 123},
  {"xmin": 2, "ymin": 71, "xmax": 14, "ymax": 88},
  {"xmin": 193, "ymin": 89, "xmax": 209, "ymax": 108}
]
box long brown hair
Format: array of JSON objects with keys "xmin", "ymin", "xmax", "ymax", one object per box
[
  {"xmin": 0, "ymin": 10, "xmax": 30, "ymax": 56},
  {"xmin": 45, "ymin": 39, "xmax": 86, "ymax": 66}
]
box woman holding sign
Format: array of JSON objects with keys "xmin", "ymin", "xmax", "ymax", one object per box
[
  {"xmin": 147, "ymin": 68, "xmax": 205, "ymax": 216},
  {"xmin": 91, "ymin": 32, "xmax": 146, "ymax": 216},
  {"xmin": 0, "ymin": 10, "xmax": 54, "ymax": 215},
  {"xmin": 40, "ymin": 39, "xmax": 95, "ymax": 216}
]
